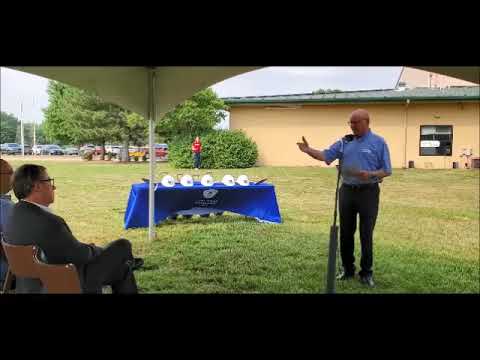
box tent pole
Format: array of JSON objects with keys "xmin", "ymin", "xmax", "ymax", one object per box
[{"xmin": 148, "ymin": 68, "xmax": 157, "ymax": 241}]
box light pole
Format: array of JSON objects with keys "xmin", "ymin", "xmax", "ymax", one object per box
[
  {"xmin": 33, "ymin": 97, "xmax": 36, "ymax": 149},
  {"xmin": 20, "ymin": 101, "xmax": 25, "ymax": 156}
]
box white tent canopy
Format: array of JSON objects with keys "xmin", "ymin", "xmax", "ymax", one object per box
[
  {"xmin": 9, "ymin": 66, "xmax": 479, "ymax": 241},
  {"xmin": 13, "ymin": 67, "xmax": 478, "ymax": 117},
  {"xmin": 13, "ymin": 66, "xmax": 260, "ymax": 120},
  {"xmin": 11, "ymin": 66, "xmax": 260, "ymax": 241}
]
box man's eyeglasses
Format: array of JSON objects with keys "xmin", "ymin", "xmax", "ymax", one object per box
[
  {"xmin": 348, "ymin": 120, "xmax": 365, "ymax": 125},
  {"xmin": 39, "ymin": 178, "xmax": 55, "ymax": 187}
]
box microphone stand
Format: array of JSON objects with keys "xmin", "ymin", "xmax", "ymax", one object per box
[{"xmin": 325, "ymin": 135, "xmax": 352, "ymax": 294}]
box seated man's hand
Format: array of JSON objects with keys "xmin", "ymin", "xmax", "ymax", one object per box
[
  {"xmin": 89, "ymin": 243, "xmax": 103, "ymax": 256},
  {"xmin": 126, "ymin": 257, "xmax": 144, "ymax": 271}
]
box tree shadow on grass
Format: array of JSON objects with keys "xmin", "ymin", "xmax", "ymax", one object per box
[{"xmin": 143, "ymin": 229, "xmax": 332, "ymax": 293}]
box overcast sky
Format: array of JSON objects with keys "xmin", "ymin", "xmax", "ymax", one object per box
[{"xmin": 1, "ymin": 66, "xmax": 402, "ymax": 124}]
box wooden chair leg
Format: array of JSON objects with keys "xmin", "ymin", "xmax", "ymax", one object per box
[{"xmin": 2, "ymin": 269, "xmax": 14, "ymax": 294}]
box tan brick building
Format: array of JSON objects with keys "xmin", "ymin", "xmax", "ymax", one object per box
[{"xmin": 224, "ymin": 86, "xmax": 480, "ymax": 169}]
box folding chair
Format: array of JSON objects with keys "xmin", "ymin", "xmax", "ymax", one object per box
[
  {"xmin": 0, "ymin": 234, "xmax": 14, "ymax": 294},
  {"xmin": 1, "ymin": 240, "xmax": 82, "ymax": 294}
]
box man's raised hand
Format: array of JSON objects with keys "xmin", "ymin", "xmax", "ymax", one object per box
[{"xmin": 297, "ymin": 136, "xmax": 310, "ymax": 153}]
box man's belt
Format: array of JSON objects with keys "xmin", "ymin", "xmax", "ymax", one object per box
[{"xmin": 342, "ymin": 182, "xmax": 379, "ymax": 190}]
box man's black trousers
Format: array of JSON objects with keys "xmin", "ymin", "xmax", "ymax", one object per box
[
  {"xmin": 339, "ymin": 183, "xmax": 380, "ymax": 277},
  {"xmin": 83, "ymin": 239, "xmax": 138, "ymax": 294}
]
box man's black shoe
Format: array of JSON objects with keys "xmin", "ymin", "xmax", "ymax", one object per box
[
  {"xmin": 336, "ymin": 272, "xmax": 355, "ymax": 280},
  {"xmin": 359, "ymin": 275, "xmax": 375, "ymax": 287}
]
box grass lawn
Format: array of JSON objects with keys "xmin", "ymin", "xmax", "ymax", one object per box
[{"xmin": 6, "ymin": 158, "xmax": 480, "ymax": 293}]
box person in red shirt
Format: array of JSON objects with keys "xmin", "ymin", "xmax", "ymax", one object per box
[{"xmin": 192, "ymin": 136, "xmax": 202, "ymax": 170}]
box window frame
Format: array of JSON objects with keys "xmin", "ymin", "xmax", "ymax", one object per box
[{"xmin": 419, "ymin": 125, "xmax": 454, "ymax": 157}]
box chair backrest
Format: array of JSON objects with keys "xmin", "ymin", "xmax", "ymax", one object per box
[
  {"xmin": 1, "ymin": 240, "xmax": 38, "ymax": 277},
  {"xmin": 1, "ymin": 240, "xmax": 82, "ymax": 294},
  {"xmin": 34, "ymin": 260, "xmax": 82, "ymax": 294}
]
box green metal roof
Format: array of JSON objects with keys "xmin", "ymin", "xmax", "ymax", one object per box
[{"xmin": 222, "ymin": 86, "xmax": 480, "ymax": 105}]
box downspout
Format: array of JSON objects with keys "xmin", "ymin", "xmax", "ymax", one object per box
[{"xmin": 404, "ymin": 99, "xmax": 410, "ymax": 168}]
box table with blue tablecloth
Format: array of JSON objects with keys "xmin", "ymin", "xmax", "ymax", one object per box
[{"xmin": 124, "ymin": 182, "xmax": 282, "ymax": 229}]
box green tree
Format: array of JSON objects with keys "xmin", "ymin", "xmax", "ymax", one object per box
[
  {"xmin": 35, "ymin": 123, "xmax": 47, "ymax": 144},
  {"xmin": 1, "ymin": 111, "xmax": 46, "ymax": 145},
  {"xmin": 156, "ymin": 88, "xmax": 227, "ymax": 141},
  {"xmin": 16, "ymin": 121, "xmax": 31, "ymax": 144},
  {"xmin": 43, "ymin": 81, "xmax": 75, "ymax": 145},
  {"xmin": 18, "ymin": 122, "xmax": 49, "ymax": 145},
  {"xmin": 118, "ymin": 111, "xmax": 149, "ymax": 162},
  {"xmin": 0, "ymin": 112, "xmax": 19, "ymax": 143},
  {"xmin": 122, "ymin": 112, "xmax": 148, "ymax": 146},
  {"xmin": 43, "ymin": 81, "xmax": 126, "ymax": 159}
]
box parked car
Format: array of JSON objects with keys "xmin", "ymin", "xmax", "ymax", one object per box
[
  {"xmin": 94, "ymin": 146, "xmax": 105, "ymax": 156},
  {"xmin": 32, "ymin": 144, "xmax": 45, "ymax": 155},
  {"xmin": 64, "ymin": 147, "xmax": 79, "ymax": 155},
  {"xmin": 21, "ymin": 144, "xmax": 33, "ymax": 155},
  {"xmin": 105, "ymin": 145, "xmax": 122, "ymax": 156},
  {"xmin": 0, "ymin": 143, "xmax": 22, "ymax": 155},
  {"xmin": 43, "ymin": 144, "xmax": 65, "ymax": 155},
  {"xmin": 80, "ymin": 144, "xmax": 95, "ymax": 156},
  {"xmin": 129, "ymin": 146, "xmax": 147, "ymax": 158},
  {"xmin": 145, "ymin": 143, "xmax": 169, "ymax": 159},
  {"xmin": 155, "ymin": 143, "xmax": 168, "ymax": 159}
]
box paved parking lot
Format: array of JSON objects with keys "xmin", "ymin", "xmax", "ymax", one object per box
[
  {"xmin": 0, "ymin": 155, "xmax": 82, "ymax": 162},
  {"xmin": 0, "ymin": 155, "xmax": 167, "ymax": 163}
]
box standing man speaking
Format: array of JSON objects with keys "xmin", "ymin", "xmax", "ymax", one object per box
[{"xmin": 297, "ymin": 109, "xmax": 392, "ymax": 287}]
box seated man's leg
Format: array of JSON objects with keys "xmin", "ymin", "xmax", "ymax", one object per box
[
  {"xmin": 0, "ymin": 258, "xmax": 7, "ymax": 288},
  {"xmin": 83, "ymin": 239, "xmax": 138, "ymax": 294},
  {"xmin": 0, "ymin": 258, "xmax": 6, "ymax": 278}
]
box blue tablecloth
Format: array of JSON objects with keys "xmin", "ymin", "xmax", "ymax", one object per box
[{"xmin": 124, "ymin": 182, "xmax": 282, "ymax": 229}]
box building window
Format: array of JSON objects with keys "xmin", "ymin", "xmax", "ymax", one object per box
[{"xmin": 419, "ymin": 125, "xmax": 453, "ymax": 156}]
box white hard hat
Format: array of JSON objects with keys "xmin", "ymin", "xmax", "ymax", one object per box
[
  {"xmin": 222, "ymin": 174, "xmax": 235, "ymax": 186},
  {"xmin": 161, "ymin": 175, "xmax": 175, "ymax": 187},
  {"xmin": 180, "ymin": 174, "xmax": 194, "ymax": 187},
  {"xmin": 236, "ymin": 175, "xmax": 249, "ymax": 186},
  {"xmin": 201, "ymin": 174, "xmax": 214, "ymax": 186}
]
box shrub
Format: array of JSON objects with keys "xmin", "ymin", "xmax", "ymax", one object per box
[{"xmin": 169, "ymin": 130, "xmax": 258, "ymax": 169}]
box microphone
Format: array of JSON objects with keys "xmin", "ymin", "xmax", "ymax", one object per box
[
  {"xmin": 343, "ymin": 134, "xmax": 355, "ymax": 142},
  {"xmin": 339, "ymin": 134, "xmax": 354, "ymax": 162}
]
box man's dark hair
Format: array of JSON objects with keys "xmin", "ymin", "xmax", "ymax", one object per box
[{"xmin": 12, "ymin": 164, "xmax": 47, "ymax": 200}]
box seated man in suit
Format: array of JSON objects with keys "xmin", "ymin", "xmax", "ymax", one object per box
[
  {"xmin": 4, "ymin": 164, "xmax": 144, "ymax": 294},
  {"xmin": 0, "ymin": 159, "xmax": 15, "ymax": 288}
]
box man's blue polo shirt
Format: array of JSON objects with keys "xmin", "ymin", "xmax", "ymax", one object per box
[{"xmin": 323, "ymin": 129, "xmax": 392, "ymax": 185}]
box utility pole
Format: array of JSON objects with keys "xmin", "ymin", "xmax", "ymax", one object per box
[
  {"xmin": 33, "ymin": 97, "xmax": 36, "ymax": 149},
  {"xmin": 20, "ymin": 101, "xmax": 25, "ymax": 156}
]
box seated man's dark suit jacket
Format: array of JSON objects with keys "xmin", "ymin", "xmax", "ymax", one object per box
[{"xmin": 4, "ymin": 201, "xmax": 102, "ymax": 293}]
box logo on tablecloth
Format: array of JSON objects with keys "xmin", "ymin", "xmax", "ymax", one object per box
[{"xmin": 203, "ymin": 189, "xmax": 218, "ymax": 199}]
